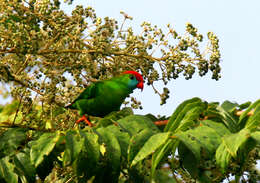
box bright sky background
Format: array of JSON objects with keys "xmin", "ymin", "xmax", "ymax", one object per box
[{"xmin": 60, "ymin": 0, "xmax": 260, "ymax": 116}]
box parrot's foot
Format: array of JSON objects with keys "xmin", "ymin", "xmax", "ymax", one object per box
[{"xmin": 76, "ymin": 115, "xmax": 93, "ymax": 127}]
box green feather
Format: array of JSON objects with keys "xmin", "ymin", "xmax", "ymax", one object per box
[{"xmin": 67, "ymin": 73, "xmax": 140, "ymax": 117}]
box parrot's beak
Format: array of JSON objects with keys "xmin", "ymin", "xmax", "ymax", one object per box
[{"xmin": 137, "ymin": 82, "xmax": 144, "ymax": 91}]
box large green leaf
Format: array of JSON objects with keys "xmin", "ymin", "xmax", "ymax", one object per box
[
  {"xmin": 128, "ymin": 128, "xmax": 156, "ymax": 163},
  {"xmin": 35, "ymin": 148, "xmax": 62, "ymax": 181},
  {"xmin": 94, "ymin": 128, "xmax": 121, "ymax": 183},
  {"xmin": 105, "ymin": 125, "xmax": 130, "ymax": 158},
  {"xmin": 175, "ymin": 104, "xmax": 206, "ymax": 132},
  {"xmin": 30, "ymin": 131, "xmax": 61, "ymax": 167},
  {"xmin": 63, "ymin": 130, "xmax": 84, "ymax": 166},
  {"xmin": 215, "ymin": 143, "xmax": 232, "ymax": 172},
  {"xmin": 238, "ymin": 101, "xmax": 251, "ymax": 110},
  {"xmin": 13, "ymin": 151, "xmax": 36, "ymax": 183},
  {"xmin": 221, "ymin": 100, "xmax": 238, "ymax": 113},
  {"xmin": 165, "ymin": 97, "xmax": 206, "ymax": 132},
  {"xmin": 81, "ymin": 132, "xmax": 100, "ymax": 166},
  {"xmin": 216, "ymin": 129, "xmax": 253, "ymax": 173},
  {"xmin": 73, "ymin": 131, "xmax": 100, "ymax": 181},
  {"xmin": 0, "ymin": 128, "xmax": 27, "ymax": 157},
  {"xmin": 117, "ymin": 115, "xmax": 159, "ymax": 136},
  {"xmin": 175, "ymin": 125, "xmax": 222, "ymax": 160},
  {"xmin": 236, "ymin": 137, "xmax": 256, "ymax": 168},
  {"xmin": 151, "ymin": 139, "xmax": 177, "ymax": 177},
  {"xmin": 200, "ymin": 120, "xmax": 231, "ymax": 136},
  {"xmin": 131, "ymin": 132, "xmax": 171, "ymax": 166},
  {"xmin": 72, "ymin": 131, "xmax": 100, "ymax": 181},
  {"xmin": 215, "ymin": 105, "xmax": 238, "ymax": 132},
  {"xmin": 222, "ymin": 129, "xmax": 251, "ymax": 157},
  {"xmin": 178, "ymin": 142, "xmax": 199, "ymax": 178},
  {"xmin": 0, "ymin": 156, "xmax": 18, "ymax": 183}
]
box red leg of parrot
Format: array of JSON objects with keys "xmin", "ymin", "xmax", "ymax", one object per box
[{"xmin": 76, "ymin": 115, "xmax": 93, "ymax": 127}]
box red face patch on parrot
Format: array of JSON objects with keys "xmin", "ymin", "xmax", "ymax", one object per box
[{"xmin": 123, "ymin": 71, "xmax": 144, "ymax": 90}]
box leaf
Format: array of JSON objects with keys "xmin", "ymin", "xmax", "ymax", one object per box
[
  {"xmin": 245, "ymin": 103, "xmax": 260, "ymax": 130},
  {"xmin": 0, "ymin": 156, "xmax": 18, "ymax": 183},
  {"xmin": 98, "ymin": 107, "xmax": 134, "ymax": 127},
  {"xmin": 200, "ymin": 120, "xmax": 231, "ymax": 136},
  {"xmin": 81, "ymin": 132, "xmax": 100, "ymax": 164},
  {"xmin": 95, "ymin": 128, "xmax": 121, "ymax": 182},
  {"xmin": 238, "ymin": 101, "xmax": 251, "ymax": 110},
  {"xmin": 73, "ymin": 131, "xmax": 100, "ymax": 180},
  {"xmin": 215, "ymin": 143, "xmax": 232, "ymax": 172},
  {"xmin": 13, "ymin": 151, "xmax": 36, "ymax": 183},
  {"xmin": 215, "ymin": 105, "xmax": 239, "ymax": 132},
  {"xmin": 33, "ymin": 135, "xmax": 64, "ymax": 181},
  {"xmin": 0, "ymin": 128, "xmax": 27, "ymax": 157},
  {"xmin": 178, "ymin": 142, "xmax": 199, "ymax": 177},
  {"xmin": 151, "ymin": 139, "xmax": 177, "ymax": 177},
  {"xmin": 221, "ymin": 100, "xmax": 238, "ymax": 113},
  {"xmin": 251, "ymin": 131, "xmax": 260, "ymax": 144},
  {"xmin": 222, "ymin": 129, "xmax": 251, "ymax": 157},
  {"xmin": 216, "ymin": 129, "xmax": 254, "ymax": 173},
  {"xmin": 165, "ymin": 97, "xmax": 206, "ymax": 132},
  {"xmin": 63, "ymin": 130, "xmax": 84, "ymax": 166},
  {"xmin": 105, "ymin": 125, "xmax": 130, "ymax": 158},
  {"xmin": 236, "ymin": 137, "xmax": 256, "ymax": 167},
  {"xmin": 175, "ymin": 125, "xmax": 222, "ymax": 160},
  {"xmin": 117, "ymin": 115, "xmax": 159, "ymax": 136},
  {"xmin": 144, "ymin": 113, "xmax": 158, "ymax": 121},
  {"xmin": 30, "ymin": 132, "xmax": 61, "ymax": 167},
  {"xmin": 239, "ymin": 99, "xmax": 260, "ymax": 127},
  {"xmin": 128, "ymin": 128, "xmax": 156, "ymax": 163},
  {"xmin": 175, "ymin": 104, "xmax": 206, "ymax": 132},
  {"xmin": 35, "ymin": 149, "xmax": 61, "ymax": 181},
  {"xmin": 131, "ymin": 132, "xmax": 170, "ymax": 167}
]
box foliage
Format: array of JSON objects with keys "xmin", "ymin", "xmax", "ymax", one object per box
[
  {"xmin": 1, "ymin": 0, "xmax": 259, "ymax": 183},
  {"xmin": 0, "ymin": 98, "xmax": 260, "ymax": 182}
]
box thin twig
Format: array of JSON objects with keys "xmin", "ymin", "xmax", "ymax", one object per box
[
  {"xmin": 64, "ymin": 176, "xmax": 77, "ymax": 183},
  {"xmin": 151, "ymin": 83, "xmax": 162, "ymax": 96},
  {"xmin": 80, "ymin": 73, "xmax": 98, "ymax": 83},
  {"xmin": 235, "ymin": 109, "xmax": 254, "ymax": 116},
  {"xmin": 154, "ymin": 120, "xmax": 168, "ymax": 126}
]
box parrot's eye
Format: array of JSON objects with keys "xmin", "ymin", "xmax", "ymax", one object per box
[{"xmin": 129, "ymin": 75, "xmax": 135, "ymax": 80}]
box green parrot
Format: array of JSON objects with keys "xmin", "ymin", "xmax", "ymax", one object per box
[{"xmin": 66, "ymin": 71, "xmax": 144, "ymax": 126}]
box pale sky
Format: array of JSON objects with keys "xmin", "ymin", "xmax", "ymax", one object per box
[{"xmin": 1, "ymin": 0, "xmax": 260, "ymax": 117}]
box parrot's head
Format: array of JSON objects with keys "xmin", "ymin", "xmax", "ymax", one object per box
[{"xmin": 123, "ymin": 71, "xmax": 144, "ymax": 91}]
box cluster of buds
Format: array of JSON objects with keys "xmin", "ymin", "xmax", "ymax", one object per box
[{"xmin": 0, "ymin": 1, "xmax": 222, "ymax": 110}]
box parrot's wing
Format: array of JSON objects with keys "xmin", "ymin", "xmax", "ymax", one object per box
[{"xmin": 73, "ymin": 81, "xmax": 102, "ymax": 102}]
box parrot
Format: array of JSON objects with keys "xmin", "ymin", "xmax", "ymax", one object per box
[{"xmin": 66, "ymin": 71, "xmax": 144, "ymax": 126}]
